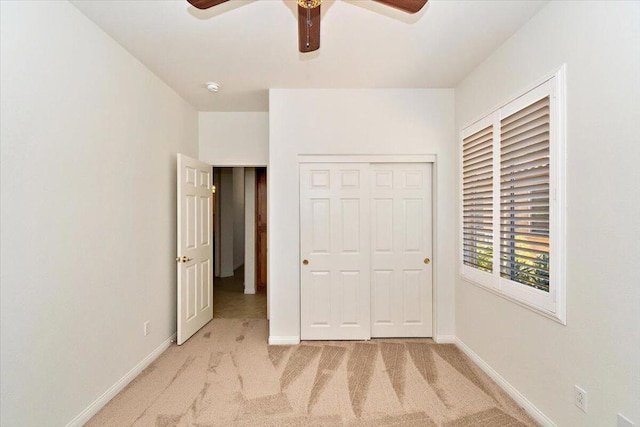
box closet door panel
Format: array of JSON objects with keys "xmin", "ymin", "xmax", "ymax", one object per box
[
  {"xmin": 300, "ymin": 163, "xmax": 371, "ymax": 340},
  {"xmin": 371, "ymin": 163, "xmax": 433, "ymax": 337}
]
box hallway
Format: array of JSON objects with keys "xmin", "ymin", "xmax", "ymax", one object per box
[{"xmin": 213, "ymin": 267, "xmax": 267, "ymax": 319}]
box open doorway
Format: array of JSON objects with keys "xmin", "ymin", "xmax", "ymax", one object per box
[{"xmin": 212, "ymin": 167, "xmax": 267, "ymax": 319}]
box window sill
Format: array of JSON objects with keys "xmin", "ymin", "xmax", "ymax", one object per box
[{"xmin": 460, "ymin": 274, "xmax": 566, "ymax": 325}]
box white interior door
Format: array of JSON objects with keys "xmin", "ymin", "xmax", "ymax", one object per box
[
  {"xmin": 370, "ymin": 163, "xmax": 433, "ymax": 337},
  {"xmin": 300, "ymin": 163, "xmax": 371, "ymax": 340},
  {"xmin": 177, "ymin": 154, "xmax": 213, "ymax": 345}
]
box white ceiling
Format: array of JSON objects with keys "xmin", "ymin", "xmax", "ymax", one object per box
[{"xmin": 71, "ymin": 0, "xmax": 548, "ymax": 112}]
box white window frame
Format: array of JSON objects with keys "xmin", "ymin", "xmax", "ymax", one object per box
[{"xmin": 459, "ymin": 66, "xmax": 566, "ymax": 324}]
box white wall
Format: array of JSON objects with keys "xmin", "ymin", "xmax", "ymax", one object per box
[
  {"xmin": 199, "ymin": 112, "xmax": 268, "ymax": 166},
  {"xmin": 454, "ymin": 2, "xmax": 640, "ymax": 426},
  {"xmin": 0, "ymin": 2, "xmax": 198, "ymax": 425},
  {"xmin": 218, "ymin": 168, "xmax": 235, "ymax": 277},
  {"xmin": 269, "ymin": 89, "xmax": 456, "ymax": 342},
  {"xmin": 244, "ymin": 168, "xmax": 257, "ymax": 294}
]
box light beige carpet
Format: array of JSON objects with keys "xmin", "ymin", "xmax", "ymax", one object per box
[{"xmin": 87, "ymin": 319, "xmax": 536, "ymax": 427}]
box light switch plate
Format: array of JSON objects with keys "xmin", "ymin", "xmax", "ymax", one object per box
[{"xmin": 574, "ymin": 385, "xmax": 587, "ymax": 412}]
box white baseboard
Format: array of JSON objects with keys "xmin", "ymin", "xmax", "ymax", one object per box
[
  {"xmin": 433, "ymin": 334, "xmax": 457, "ymax": 344},
  {"xmin": 268, "ymin": 335, "xmax": 300, "ymax": 345},
  {"xmin": 455, "ymin": 337, "xmax": 556, "ymax": 427},
  {"xmin": 65, "ymin": 333, "xmax": 176, "ymax": 427}
]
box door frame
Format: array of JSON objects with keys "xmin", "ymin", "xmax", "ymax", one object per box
[
  {"xmin": 210, "ymin": 163, "xmax": 269, "ymax": 321},
  {"xmin": 298, "ymin": 154, "xmax": 439, "ymax": 339}
]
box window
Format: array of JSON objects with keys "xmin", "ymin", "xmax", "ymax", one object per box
[
  {"xmin": 462, "ymin": 121, "xmax": 494, "ymax": 277},
  {"xmin": 500, "ymin": 96, "xmax": 550, "ymax": 292},
  {"xmin": 460, "ymin": 68, "xmax": 566, "ymax": 323}
]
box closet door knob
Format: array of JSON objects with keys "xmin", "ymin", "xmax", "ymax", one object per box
[
  {"xmin": 302, "ymin": 259, "xmax": 309, "ymax": 265},
  {"xmin": 424, "ymin": 258, "xmax": 431, "ymax": 265}
]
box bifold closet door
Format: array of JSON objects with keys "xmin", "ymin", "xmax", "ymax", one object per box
[
  {"xmin": 370, "ymin": 163, "xmax": 433, "ymax": 337},
  {"xmin": 300, "ymin": 163, "xmax": 371, "ymax": 340}
]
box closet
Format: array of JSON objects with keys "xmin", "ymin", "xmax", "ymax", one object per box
[{"xmin": 300, "ymin": 162, "xmax": 433, "ymax": 340}]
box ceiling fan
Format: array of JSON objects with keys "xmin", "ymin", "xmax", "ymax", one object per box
[{"xmin": 187, "ymin": 0, "xmax": 428, "ymax": 53}]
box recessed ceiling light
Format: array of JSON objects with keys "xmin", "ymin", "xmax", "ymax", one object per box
[{"xmin": 206, "ymin": 82, "xmax": 220, "ymax": 92}]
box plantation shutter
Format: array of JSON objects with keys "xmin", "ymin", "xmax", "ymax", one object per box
[
  {"xmin": 499, "ymin": 96, "xmax": 550, "ymax": 292},
  {"xmin": 462, "ymin": 125, "xmax": 494, "ymax": 273}
]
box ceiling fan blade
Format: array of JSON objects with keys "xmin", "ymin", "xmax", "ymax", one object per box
[
  {"xmin": 372, "ymin": 0, "xmax": 428, "ymax": 14},
  {"xmin": 186, "ymin": 0, "xmax": 229, "ymax": 10},
  {"xmin": 298, "ymin": 4, "xmax": 321, "ymax": 53}
]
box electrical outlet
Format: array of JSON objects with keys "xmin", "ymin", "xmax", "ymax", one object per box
[
  {"xmin": 143, "ymin": 321, "xmax": 150, "ymax": 337},
  {"xmin": 618, "ymin": 414, "xmax": 635, "ymax": 427},
  {"xmin": 574, "ymin": 385, "xmax": 587, "ymax": 412}
]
